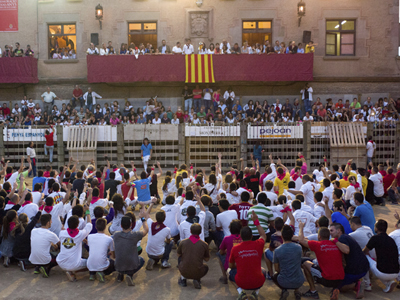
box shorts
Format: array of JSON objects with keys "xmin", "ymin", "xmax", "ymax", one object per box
[
  {"xmin": 310, "ymin": 264, "xmax": 342, "ymax": 288},
  {"xmin": 265, "ymin": 249, "xmax": 273, "ymax": 262},
  {"xmin": 216, "ymin": 251, "xmax": 226, "ymax": 269},
  {"xmin": 229, "ymin": 268, "xmax": 266, "ymax": 289},
  {"xmin": 143, "ymin": 155, "xmax": 150, "ymax": 163}
]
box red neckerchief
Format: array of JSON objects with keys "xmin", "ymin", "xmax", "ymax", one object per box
[
  {"xmin": 280, "ymin": 206, "xmax": 292, "ymax": 213},
  {"xmin": 44, "ymin": 205, "xmax": 53, "ymax": 213},
  {"xmin": 22, "ymin": 201, "xmax": 32, "ymax": 207},
  {"xmin": 343, "ymin": 176, "xmax": 348, "ymax": 181},
  {"xmin": 113, "ymin": 168, "xmax": 118, "ymax": 172},
  {"xmin": 9, "ymin": 221, "xmax": 16, "ymax": 232},
  {"xmin": 350, "ymin": 182, "xmax": 360, "ymax": 189},
  {"xmin": 292, "ymin": 173, "xmax": 302, "ymax": 181},
  {"xmin": 277, "ymin": 171, "xmax": 286, "ymax": 181},
  {"xmin": 151, "ymin": 222, "xmax": 166, "ymax": 235},
  {"xmin": 67, "ymin": 228, "xmax": 79, "ymax": 238},
  {"xmin": 244, "ymin": 173, "xmax": 250, "ymax": 178},
  {"xmin": 368, "ymin": 140, "xmax": 374, "ymax": 144},
  {"xmin": 91, "ymin": 196, "xmax": 99, "ymax": 204},
  {"xmin": 7, "ymin": 201, "xmax": 14, "ymax": 205},
  {"xmin": 5, "ymin": 173, "xmax": 12, "ymax": 181},
  {"xmin": 88, "ymin": 170, "xmax": 93, "ymax": 174},
  {"xmin": 189, "ymin": 234, "xmax": 200, "ymax": 244}
]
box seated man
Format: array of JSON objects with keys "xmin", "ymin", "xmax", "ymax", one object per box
[
  {"xmin": 229, "ymin": 211, "xmax": 267, "ymax": 300},
  {"xmin": 272, "ymin": 225, "xmax": 304, "ymax": 300},
  {"xmin": 177, "ymin": 223, "xmax": 210, "ymax": 289},
  {"xmin": 298, "ymin": 222, "xmax": 344, "ymax": 300},
  {"xmin": 363, "ymin": 219, "xmax": 399, "ymax": 293},
  {"xmin": 56, "ymin": 215, "xmax": 93, "ymax": 282},
  {"xmin": 29, "ymin": 214, "xmax": 60, "ymax": 277}
]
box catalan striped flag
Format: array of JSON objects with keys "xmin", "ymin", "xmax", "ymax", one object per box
[{"xmin": 185, "ymin": 54, "xmax": 215, "ymax": 83}]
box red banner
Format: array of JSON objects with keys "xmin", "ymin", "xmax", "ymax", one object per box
[{"xmin": 0, "ymin": 0, "xmax": 18, "ymax": 32}]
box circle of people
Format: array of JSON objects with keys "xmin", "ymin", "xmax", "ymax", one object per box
[{"xmin": 0, "ymin": 145, "xmax": 400, "ymax": 300}]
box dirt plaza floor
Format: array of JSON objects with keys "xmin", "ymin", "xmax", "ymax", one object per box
[{"xmin": 1, "ymin": 175, "xmax": 400, "ymax": 300}]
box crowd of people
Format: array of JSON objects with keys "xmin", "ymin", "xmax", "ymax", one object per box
[
  {"xmin": 0, "ymin": 140, "xmax": 400, "ymax": 300},
  {"xmin": 0, "ymin": 43, "xmax": 34, "ymax": 58},
  {"xmin": 86, "ymin": 39, "xmax": 316, "ymax": 56},
  {"xmin": 0, "ymin": 84, "xmax": 399, "ymax": 128}
]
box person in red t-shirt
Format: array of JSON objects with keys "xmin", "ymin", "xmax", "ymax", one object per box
[
  {"xmin": 383, "ymin": 167, "xmax": 395, "ymax": 197},
  {"xmin": 387, "ymin": 165, "xmax": 400, "ymax": 204},
  {"xmin": 1, "ymin": 103, "xmax": 11, "ymax": 117},
  {"xmin": 229, "ymin": 211, "xmax": 267, "ymax": 300},
  {"xmin": 228, "ymin": 191, "xmax": 253, "ymax": 226},
  {"xmin": 71, "ymin": 84, "xmax": 84, "ymax": 108},
  {"xmin": 121, "ymin": 172, "xmax": 136, "ymax": 201},
  {"xmin": 44, "ymin": 126, "xmax": 54, "ymax": 163},
  {"xmin": 298, "ymin": 222, "xmax": 344, "ymax": 300}
]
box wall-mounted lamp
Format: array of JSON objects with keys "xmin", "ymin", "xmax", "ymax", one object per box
[
  {"xmin": 297, "ymin": 0, "xmax": 306, "ymax": 27},
  {"xmin": 95, "ymin": 4, "xmax": 103, "ymax": 30},
  {"xmin": 196, "ymin": 0, "xmax": 203, "ymax": 7}
]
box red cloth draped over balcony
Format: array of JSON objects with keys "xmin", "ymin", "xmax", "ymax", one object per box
[
  {"xmin": 0, "ymin": 57, "xmax": 39, "ymax": 83},
  {"xmin": 87, "ymin": 53, "xmax": 313, "ymax": 83}
]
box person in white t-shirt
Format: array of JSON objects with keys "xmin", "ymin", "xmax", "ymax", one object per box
[
  {"xmin": 369, "ymin": 166, "xmax": 384, "ymax": 203},
  {"xmin": 18, "ymin": 193, "xmax": 38, "ymax": 221},
  {"xmin": 87, "ymin": 218, "xmax": 115, "ymax": 282},
  {"xmin": 182, "ymin": 39, "xmax": 194, "ymax": 54},
  {"xmin": 32, "ymin": 183, "xmax": 44, "ymax": 206},
  {"xmin": 216, "ymin": 199, "xmax": 238, "ymax": 238},
  {"xmin": 145, "ymin": 211, "xmax": 173, "ymax": 270},
  {"xmin": 47, "ymin": 182, "xmax": 66, "ymax": 205},
  {"xmin": 88, "ymin": 187, "xmax": 109, "ymax": 219},
  {"xmin": 172, "ymin": 41, "xmax": 183, "ymax": 54},
  {"xmin": 288, "ymin": 175, "xmax": 315, "ymax": 209},
  {"xmin": 286, "ymin": 200, "xmax": 317, "ymax": 237},
  {"xmin": 366, "ymin": 136, "xmax": 376, "ymax": 164},
  {"xmin": 57, "ymin": 215, "xmax": 93, "ymax": 282},
  {"xmin": 178, "ymin": 191, "xmax": 198, "ymax": 224},
  {"xmin": 388, "ymin": 214, "xmax": 400, "ymax": 282},
  {"xmin": 161, "ymin": 195, "xmax": 180, "ymax": 240},
  {"xmin": 29, "ymin": 214, "xmax": 60, "ymax": 277},
  {"xmin": 303, "ymin": 111, "xmax": 313, "ymax": 122},
  {"xmin": 313, "ymin": 192, "xmax": 326, "ymax": 219},
  {"xmin": 178, "ymin": 192, "xmax": 207, "ymax": 241}
]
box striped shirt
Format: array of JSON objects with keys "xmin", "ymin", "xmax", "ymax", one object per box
[{"xmin": 247, "ymin": 204, "xmax": 274, "ymax": 234}]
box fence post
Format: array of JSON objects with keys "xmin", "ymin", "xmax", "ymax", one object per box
[
  {"xmin": 396, "ymin": 122, "xmax": 400, "ymax": 164},
  {"xmin": 303, "ymin": 122, "xmax": 311, "ymax": 170},
  {"xmin": 366, "ymin": 122, "xmax": 373, "ymax": 141},
  {"xmin": 240, "ymin": 123, "xmax": 247, "ymax": 162},
  {"xmin": 117, "ymin": 124, "xmax": 125, "ymax": 166},
  {"xmin": 56, "ymin": 125, "xmax": 64, "ymax": 168},
  {"xmin": 178, "ymin": 124, "xmax": 185, "ymax": 167},
  {"xmin": 0, "ymin": 124, "xmax": 4, "ymax": 159}
]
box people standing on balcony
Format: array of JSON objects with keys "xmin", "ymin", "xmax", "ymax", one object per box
[
  {"xmin": 25, "ymin": 45, "xmax": 34, "ymax": 57},
  {"xmin": 172, "ymin": 42, "xmax": 183, "ymax": 54},
  {"xmin": 300, "ymin": 82, "xmax": 313, "ymax": 115},
  {"xmin": 13, "ymin": 43, "xmax": 24, "ymax": 57},
  {"xmin": 208, "ymin": 43, "xmax": 215, "ymax": 54},
  {"xmin": 41, "ymin": 87, "xmax": 59, "ymax": 116},
  {"xmin": 99, "ymin": 43, "xmax": 109, "ymax": 56},
  {"xmin": 183, "ymin": 39, "xmax": 194, "ymax": 55},
  {"xmin": 231, "ymin": 43, "xmax": 241, "ymax": 54},
  {"xmin": 44, "ymin": 126, "xmax": 54, "ymax": 163},
  {"xmin": 83, "ymin": 87, "xmax": 102, "ymax": 112},
  {"xmin": 158, "ymin": 40, "xmax": 171, "ymax": 54},
  {"xmin": 87, "ymin": 43, "xmax": 99, "ymax": 55}
]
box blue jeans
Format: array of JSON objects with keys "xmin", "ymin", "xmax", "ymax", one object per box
[
  {"xmin": 388, "ymin": 187, "xmax": 400, "ymax": 203},
  {"xmin": 303, "ymin": 99, "xmax": 311, "ymax": 114},
  {"xmin": 86, "ymin": 103, "xmax": 93, "ymax": 112},
  {"xmin": 29, "ymin": 158, "xmax": 37, "ymax": 177},
  {"xmin": 367, "ymin": 157, "xmax": 372, "ymax": 165},
  {"xmin": 254, "ymin": 156, "xmax": 262, "ymax": 167},
  {"xmin": 148, "ymin": 242, "xmax": 173, "ymax": 263},
  {"xmin": 44, "ymin": 145, "xmax": 54, "ymax": 162},
  {"xmin": 193, "ymin": 98, "xmax": 202, "ymax": 112},
  {"xmin": 184, "ymin": 98, "xmax": 192, "ymax": 112},
  {"xmin": 203, "ymin": 99, "xmax": 211, "ymax": 113},
  {"xmin": 71, "ymin": 97, "xmax": 84, "ymax": 108},
  {"xmin": 294, "ymin": 109, "xmax": 303, "ymax": 120}
]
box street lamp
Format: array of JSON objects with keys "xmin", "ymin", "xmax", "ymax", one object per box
[
  {"xmin": 297, "ymin": 1, "xmax": 306, "ymax": 27},
  {"xmin": 95, "ymin": 4, "xmax": 103, "ymax": 30}
]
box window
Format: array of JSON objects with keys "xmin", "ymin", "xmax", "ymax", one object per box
[
  {"xmin": 325, "ymin": 20, "xmax": 355, "ymax": 56},
  {"xmin": 48, "ymin": 24, "xmax": 76, "ymax": 59},
  {"xmin": 128, "ymin": 22, "xmax": 157, "ymax": 50},
  {"xmin": 242, "ymin": 20, "xmax": 272, "ymax": 47}
]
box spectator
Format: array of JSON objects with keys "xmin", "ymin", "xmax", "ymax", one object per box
[
  {"xmin": 182, "ymin": 39, "xmax": 194, "ymax": 55},
  {"xmin": 87, "ymin": 43, "xmax": 99, "ymax": 55},
  {"xmin": 41, "ymin": 87, "xmax": 59, "ymax": 115},
  {"xmin": 71, "ymin": 85, "xmax": 84, "ymax": 108},
  {"xmin": 99, "ymin": 43, "xmax": 109, "ymax": 56},
  {"xmin": 25, "ymin": 45, "xmax": 34, "ymax": 57},
  {"xmin": 13, "ymin": 42, "xmax": 24, "ymax": 57},
  {"xmin": 182, "ymin": 85, "xmax": 193, "ymax": 112},
  {"xmin": 44, "ymin": 126, "xmax": 54, "ymax": 163},
  {"xmin": 300, "ymin": 83, "xmax": 313, "ymax": 115},
  {"xmin": 172, "ymin": 42, "xmax": 183, "ymax": 54},
  {"xmin": 231, "ymin": 43, "xmax": 241, "ymax": 54},
  {"xmin": 83, "ymin": 87, "xmax": 102, "ymax": 112},
  {"xmin": 192, "ymin": 85, "xmax": 203, "ymax": 112},
  {"xmin": 158, "ymin": 40, "xmax": 171, "ymax": 54}
]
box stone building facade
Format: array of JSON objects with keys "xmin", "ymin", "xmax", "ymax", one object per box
[{"xmin": 0, "ymin": 0, "xmax": 399, "ymax": 103}]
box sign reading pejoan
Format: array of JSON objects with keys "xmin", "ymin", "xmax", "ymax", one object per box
[{"xmin": 247, "ymin": 124, "xmax": 303, "ymax": 139}]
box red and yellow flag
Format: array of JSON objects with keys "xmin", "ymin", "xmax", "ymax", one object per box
[{"xmin": 185, "ymin": 54, "xmax": 215, "ymax": 83}]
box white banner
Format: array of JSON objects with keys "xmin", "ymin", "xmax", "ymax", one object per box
[
  {"xmin": 248, "ymin": 124, "xmax": 303, "ymax": 139},
  {"xmin": 63, "ymin": 125, "xmax": 117, "ymax": 142},
  {"xmin": 3, "ymin": 127, "xmax": 58, "ymax": 142},
  {"xmin": 185, "ymin": 125, "xmax": 240, "ymax": 137},
  {"xmin": 124, "ymin": 124, "xmax": 179, "ymax": 141},
  {"xmin": 311, "ymin": 124, "xmax": 367, "ymax": 138}
]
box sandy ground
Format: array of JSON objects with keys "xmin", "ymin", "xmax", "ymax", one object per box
[{"xmin": 0, "ymin": 175, "xmax": 400, "ymax": 300}]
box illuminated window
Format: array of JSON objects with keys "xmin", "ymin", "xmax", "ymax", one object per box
[
  {"xmin": 326, "ymin": 20, "xmax": 355, "ymax": 56},
  {"xmin": 242, "ymin": 20, "xmax": 272, "ymax": 47},
  {"xmin": 48, "ymin": 24, "xmax": 76, "ymax": 59},
  {"xmin": 128, "ymin": 22, "xmax": 157, "ymax": 50}
]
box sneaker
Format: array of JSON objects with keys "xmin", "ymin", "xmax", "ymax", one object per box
[
  {"xmin": 117, "ymin": 273, "xmax": 124, "ymax": 282},
  {"xmin": 364, "ymin": 282, "xmax": 372, "ymax": 292},
  {"xmin": 383, "ymin": 280, "xmax": 396, "ymax": 293},
  {"xmin": 34, "ymin": 266, "xmax": 40, "ymax": 274},
  {"xmin": 355, "ymin": 280, "xmax": 365, "ymax": 299},
  {"xmin": 219, "ymin": 276, "xmax": 228, "ymax": 284},
  {"xmin": 3, "ymin": 256, "xmax": 9, "ymax": 267},
  {"xmin": 125, "ymin": 275, "xmax": 135, "ymax": 286},
  {"xmin": 146, "ymin": 258, "xmax": 155, "ymax": 270},
  {"xmin": 89, "ymin": 274, "xmax": 95, "ymax": 281},
  {"xmin": 330, "ymin": 288, "xmax": 340, "ymax": 300},
  {"xmin": 251, "ymin": 291, "xmax": 259, "ymax": 300},
  {"xmin": 19, "ymin": 261, "xmax": 26, "ymax": 272},
  {"xmin": 302, "ymin": 290, "xmax": 319, "ymax": 299},
  {"xmin": 267, "ymin": 272, "xmax": 273, "ymax": 281},
  {"xmin": 294, "ymin": 291, "xmax": 302, "ymax": 300},
  {"xmin": 40, "ymin": 266, "xmax": 49, "ymax": 278},
  {"xmin": 178, "ymin": 277, "xmax": 187, "ymax": 287},
  {"xmin": 237, "ymin": 291, "xmax": 247, "ymax": 300},
  {"xmin": 65, "ymin": 271, "xmax": 76, "ymax": 282},
  {"xmin": 161, "ymin": 261, "xmax": 171, "ymax": 269},
  {"xmin": 193, "ymin": 279, "xmax": 201, "ymax": 289},
  {"xmin": 279, "ymin": 289, "xmax": 289, "ymax": 300},
  {"xmin": 96, "ymin": 271, "xmax": 105, "ymax": 283}
]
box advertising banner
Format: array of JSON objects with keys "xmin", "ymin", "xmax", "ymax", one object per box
[
  {"xmin": 0, "ymin": 0, "xmax": 18, "ymax": 32},
  {"xmin": 248, "ymin": 124, "xmax": 303, "ymax": 139},
  {"xmin": 3, "ymin": 127, "xmax": 57, "ymax": 142},
  {"xmin": 185, "ymin": 125, "xmax": 240, "ymax": 137}
]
